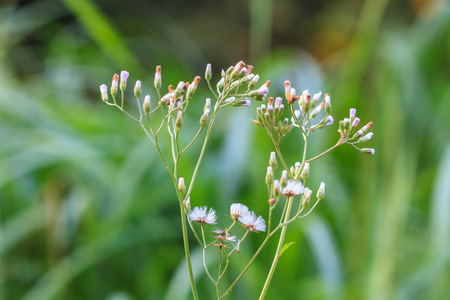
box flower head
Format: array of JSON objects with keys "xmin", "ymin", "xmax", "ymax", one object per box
[
  {"xmin": 189, "ymin": 206, "xmax": 217, "ymax": 225},
  {"xmin": 230, "ymin": 203, "xmax": 249, "ymax": 221},
  {"xmin": 282, "ymin": 180, "xmax": 305, "ymax": 196},
  {"xmin": 238, "ymin": 211, "xmax": 266, "ymax": 232}
]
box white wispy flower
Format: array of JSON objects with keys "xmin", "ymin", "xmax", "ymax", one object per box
[
  {"xmin": 230, "ymin": 203, "xmax": 249, "ymax": 221},
  {"xmin": 212, "ymin": 230, "xmax": 237, "ymax": 242},
  {"xmin": 238, "ymin": 211, "xmax": 266, "ymax": 232},
  {"xmin": 189, "ymin": 206, "xmax": 217, "ymax": 225},
  {"xmin": 282, "ymin": 180, "xmax": 305, "ymax": 196}
]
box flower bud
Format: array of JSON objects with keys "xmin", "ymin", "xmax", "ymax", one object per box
[
  {"xmin": 301, "ymin": 163, "xmax": 310, "ymax": 180},
  {"xmin": 200, "ymin": 108, "xmax": 210, "ymax": 126},
  {"xmin": 302, "ymin": 188, "xmax": 312, "ymax": 207},
  {"xmin": 269, "ymin": 152, "xmax": 278, "ymax": 170},
  {"xmin": 280, "ymin": 170, "xmax": 288, "ymax": 189},
  {"xmin": 316, "ymin": 182, "xmax": 325, "ymax": 200},
  {"xmin": 350, "ymin": 117, "xmax": 360, "ymax": 133},
  {"xmin": 134, "ymin": 80, "xmax": 142, "ymax": 98},
  {"xmin": 100, "ymin": 84, "xmax": 108, "ymax": 101},
  {"xmin": 268, "ymin": 198, "xmax": 277, "ymax": 205},
  {"xmin": 310, "ymin": 102, "xmax": 324, "ymax": 119},
  {"xmin": 204, "ymin": 98, "xmax": 211, "ymax": 112},
  {"xmin": 175, "ymin": 110, "xmax": 183, "ymax": 130},
  {"xmin": 183, "ymin": 196, "xmax": 191, "ymax": 211},
  {"xmin": 111, "ymin": 74, "xmax": 119, "ymax": 96},
  {"xmin": 248, "ymin": 74, "xmax": 260, "ymax": 90},
  {"xmin": 217, "ymin": 77, "xmax": 224, "ymax": 90},
  {"xmin": 284, "ymin": 81, "xmax": 291, "ymax": 100},
  {"xmin": 273, "ymin": 180, "xmax": 281, "ymax": 198},
  {"xmin": 361, "ymin": 148, "xmax": 375, "ymax": 155},
  {"xmin": 358, "ymin": 132, "xmax": 374, "ymax": 143},
  {"xmin": 120, "ymin": 70, "xmax": 129, "ymax": 91},
  {"xmin": 294, "ymin": 162, "xmax": 301, "ymax": 178},
  {"xmin": 324, "ymin": 94, "xmax": 332, "ymax": 114},
  {"xmin": 353, "ymin": 121, "xmax": 373, "ymax": 139},
  {"xmin": 349, "ymin": 108, "xmax": 356, "ymax": 122},
  {"xmin": 205, "ymin": 63, "xmax": 212, "ymax": 81},
  {"xmin": 186, "ymin": 76, "xmax": 201, "ymax": 100},
  {"xmin": 174, "ymin": 81, "xmax": 185, "ymax": 99},
  {"xmin": 154, "ymin": 66, "xmax": 162, "ymax": 90},
  {"xmin": 265, "ymin": 166, "xmax": 274, "ymax": 187},
  {"xmin": 178, "ymin": 177, "xmax": 186, "ymax": 195},
  {"xmin": 143, "ymin": 95, "xmax": 151, "ymax": 114}
]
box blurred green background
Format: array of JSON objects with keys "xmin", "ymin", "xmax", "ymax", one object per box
[{"xmin": 1, "ymin": 0, "xmax": 449, "ymax": 299}]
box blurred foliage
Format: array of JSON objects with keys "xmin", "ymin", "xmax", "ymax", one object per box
[{"xmin": 0, "ymin": 0, "xmax": 449, "ymax": 299}]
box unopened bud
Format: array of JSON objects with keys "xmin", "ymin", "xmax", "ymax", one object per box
[
  {"xmin": 349, "ymin": 108, "xmax": 356, "ymax": 121},
  {"xmin": 111, "ymin": 74, "xmax": 119, "ymax": 96},
  {"xmin": 178, "ymin": 177, "xmax": 186, "ymax": 195},
  {"xmin": 134, "ymin": 80, "xmax": 142, "ymax": 98},
  {"xmin": 204, "ymin": 98, "xmax": 211, "ymax": 112},
  {"xmin": 120, "ymin": 70, "xmax": 129, "ymax": 91},
  {"xmin": 268, "ymin": 198, "xmax": 277, "ymax": 205},
  {"xmin": 358, "ymin": 132, "xmax": 374, "ymax": 143},
  {"xmin": 269, "ymin": 152, "xmax": 278, "ymax": 170},
  {"xmin": 316, "ymin": 182, "xmax": 325, "ymax": 200},
  {"xmin": 302, "ymin": 188, "xmax": 312, "ymax": 207},
  {"xmin": 301, "ymin": 163, "xmax": 310, "ymax": 180},
  {"xmin": 205, "ymin": 63, "xmax": 212, "ymax": 81},
  {"xmin": 174, "ymin": 81, "xmax": 185, "ymax": 99},
  {"xmin": 175, "ymin": 111, "xmax": 183, "ymax": 130},
  {"xmin": 294, "ymin": 162, "xmax": 301, "ymax": 178},
  {"xmin": 265, "ymin": 166, "xmax": 274, "ymax": 187},
  {"xmin": 310, "ymin": 102, "xmax": 324, "ymax": 119},
  {"xmin": 273, "ymin": 180, "xmax": 281, "ymax": 198},
  {"xmin": 361, "ymin": 148, "xmax": 375, "ymax": 155},
  {"xmin": 186, "ymin": 76, "xmax": 201, "ymax": 100},
  {"xmin": 217, "ymin": 77, "xmax": 224, "ymax": 90},
  {"xmin": 200, "ymin": 108, "xmax": 210, "ymax": 126},
  {"xmin": 248, "ymin": 74, "xmax": 260, "ymax": 90},
  {"xmin": 280, "ymin": 170, "xmax": 288, "ymax": 189},
  {"xmin": 183, "ymin": 196, "xmax": 191, "ymax": 211},
  {"xmin": 143, "ymin": 95, "xmax": 151, "ymax": 114},
  {"xmin": 154, "ymin": 66, "xmax": 162, "ymax": 90},
  {"xmin": 100, "ymin": 84, "xmax": 108, "ymax": 101},
  {"xmin": 324, "ymin": 94, "xmax": 332, "ymax": 114}
]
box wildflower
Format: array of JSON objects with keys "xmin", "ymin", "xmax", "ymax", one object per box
[
  {"xmin": 238, "ymin": 211, "xmax": 266, "ymax": 232},
  {"xmin": 302, "ymin": 188, "xmax": 313, "ymax": 207},
  {"xmin": 99, "ymin": 84, "xmax": 108, "ymax": 101},
  {"xmin": 230, "ymin": 203, "xmax": 249, "ymax": 221},
  {"xmin": 212, "ymin": 229, "xmax": 237, "ymax": 242},
  {"xmin": 282, "ymin": 180, "xmax": 305, "ymax": 196},
  {"xmin": 324, "ymin": 94, "xmax": 332, "ymax": 114},
  {"xmin": 189, "ymin": 206, "xmax": 217, "ymax": 225},
  {"xmin": 269, "ymin": 152, "xmax": 277, "ymax": 170},
  {"xmin": 178, "ymin": 177, "xmax": 186, "ymax": 195}
]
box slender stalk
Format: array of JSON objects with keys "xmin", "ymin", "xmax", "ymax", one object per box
[
  {"xmin": 306, "ymin": 139, "xmax": 344, "ymax": 163},
  {"xmin": 259, "ymin": 196, "xmax": 294, "ymax": 300}
]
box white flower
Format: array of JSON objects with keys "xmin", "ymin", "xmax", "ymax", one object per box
[
  {"xmin": 189, "ymin": 206, "xmax": 217, "ymax": 225},
  {"xmin": 230, "ymin": 203, "xmax": 249, "ymax": 221},
  {"xmin": 282, "ymin": 180, "xmax": 305, "ymax": 196},
  {"xmin": 238, "ymin": 211, "xmax": 266, "ymax": 232}
]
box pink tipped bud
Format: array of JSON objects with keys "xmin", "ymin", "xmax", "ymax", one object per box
[
  {"xmin": 120, "ymin": 70, "xmax": 129, "ymax": 91},
  {"xmin": 325, "ymin": 115, "xmax": 334, "ymax": 125},
  {"xmin": 174, "ymin": 81, "xmax": 185, "ymax": 98},
  {"xmin": 361, "ymin": 148, "xmax": 375, "ymax": 155},
  {"xmin": 275, "ymin": 97, "xmax": 283, "ymax": 107},
  {"xmin": 134, "ymin": 80, "xmax": 142, "ymax": 98},
  {"xmin": 154, "ymin": 66, "xmax": 162, "ymax": 90},
  {"xmin": 100, "ymin": 84, "xmax": 108, "ymax": 101},
  {"xmin": 358, "ymin": 132, "xmax": 374, "ymax": 143},
  {"xmin": 111, "ymin": 74, "xmax": 119, "ymax": 96},
  {"xmin": 248, "ymin": 74, "xmax": 260, "ymax": 89},
  {"xmin": 351, "ymin": 117, "xmax": 360, "ymax": 129}
]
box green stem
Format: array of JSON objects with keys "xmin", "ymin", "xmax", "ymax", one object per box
[
  {"xmin": 180, "ymin": 202, "xmax": 199, "ymax": 300},
  {"xmin": 259, "ymin": 196, "xmax": 294, "ymax": 300}
]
